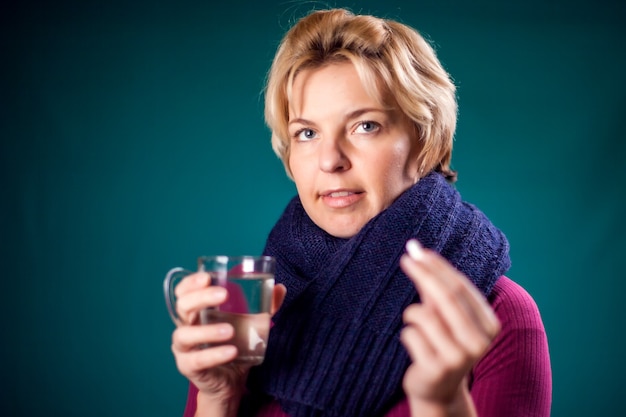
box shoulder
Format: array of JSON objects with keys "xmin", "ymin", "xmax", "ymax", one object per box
[
  {"xmin": 487, "ymin": 276, "xmax": 545, "ymax": 330},
  {"xmin": 481, "ymin": 276, "xmax": 550, "ymax": 368},
  {"xmin": 470, "ymin": 276, "xmax": 552, "ymax": 416}
]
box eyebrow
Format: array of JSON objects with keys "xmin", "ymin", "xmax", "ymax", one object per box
[{"xmin": 288, "ymin": 107, "xmax": 387, "ymax": 127}]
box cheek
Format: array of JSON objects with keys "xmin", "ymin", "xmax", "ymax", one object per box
[
  {"xmin": 288, "ymin": 152, "xmax": 311, "ymax": 191},
  {"xmin": 396, "ymin": 139, "xmax": 420, "ymax": 180},
  {"xmin": 373, "ymin": 158, "xmax": 408, "ymax": 197},
  {"xmin": 288, "ymin": 152, "xmax": 300, "ymax": 177},
  {"xmin": 373, "ymin": 142, "xmax": 418, "ymax": 202},
  {"xmin": 389, "ymin": 140, "xmax": 416, "ymax": 177}
]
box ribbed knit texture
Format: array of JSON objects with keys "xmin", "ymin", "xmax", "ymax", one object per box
[
  {"xmin": 242, "ymin": 172, "xmax": 511, "ymax": 417},
  {"xmin": 469, "ymin": 277, "xmax": 552, "ymax": 416}
]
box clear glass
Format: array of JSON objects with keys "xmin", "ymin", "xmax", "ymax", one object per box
[{"xmin": 164, "ymin": 255, "xmax": 275, "ymax": 365}]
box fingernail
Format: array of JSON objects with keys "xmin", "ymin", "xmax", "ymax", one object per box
[
  {"xmin": 217, "ymin": 324, "xmax": 233, "ymax": 336},
  {"xmin": 194, "ymin": 272, "xmax": 209, "ymax": 285},
  {"xmin": 406, "ymin": 239, "xmax": 425, "ymax": 261}
]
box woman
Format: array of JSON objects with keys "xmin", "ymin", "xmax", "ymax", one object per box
[{"xmin": 170, "ymin": 8, "xmax": 552, "ymax": 417}]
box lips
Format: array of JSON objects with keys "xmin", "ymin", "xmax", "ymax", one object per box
[{"xmin": 320, "ymin": 189, "xmax": 364, "ymax": 208}]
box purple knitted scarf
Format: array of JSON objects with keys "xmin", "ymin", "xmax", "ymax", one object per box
[{"xmin": 245, "ymin": 171, "xmax": 511, "ymax": 417}]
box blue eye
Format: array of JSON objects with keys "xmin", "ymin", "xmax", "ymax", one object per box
[
  {"xmin": 354, "ymin": 121, "xmax": 380, "ymax": 134},
  {"xmin": 296, "ymin": 128, "xmax": 317, "ymax": 141}
]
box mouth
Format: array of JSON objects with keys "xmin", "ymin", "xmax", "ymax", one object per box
[
  {"xmin": 324, "ymin": 190, "xmax": 359, "ymax": 198},
  {"xmin": 319, "ymin": 189, "xmax": 365, "ymax": 208}
]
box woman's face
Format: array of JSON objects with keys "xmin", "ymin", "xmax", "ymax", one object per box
[{"xmin": 288, "ymin": 62, "xmax": 420, "ymax": 238}]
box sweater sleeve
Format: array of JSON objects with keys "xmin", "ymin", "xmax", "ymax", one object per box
[
  {"xmin": 469, "ymin": 276, "xmax": 552, "ymax": 417},
  {"xmin": 183, "ymin": 382, "xmax": 198, "ymax": 417}
]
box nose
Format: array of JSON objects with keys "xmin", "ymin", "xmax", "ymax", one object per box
[{"xmin": 318, "ymin": 135, "xmax": 351, "ymax": 173}]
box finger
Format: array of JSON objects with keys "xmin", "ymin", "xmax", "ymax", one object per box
[
  {"xmin": 174, "ymin": 272, "xmax": 211, "ymax": 298},
  {"xmin": 401, "ymin": 310, "xmax": 436, "ymax": 364},
  {"xmin": 401, "ymin": 327, "xmax": 432, "ymax": 363},
  {"xmin": 174, "ymin": 344, "xmax": 239, "ymax": 377},
  {"xmin": 172, "ymin": 323, "xmax": 235, "ymax": 353},
  {"xmin": 271, "ymin": 284, "xmax": 287, "ymax": 314},
  {"xmin": 401, "ymin": 252, "xmax": 483, "ymax": 320},
  {"xmin": 176, "ymin": 287, "xmax": 228, "ymax": 324},
  {"xmin": 404, "ymin": 301, "xmax": 468, "ymax": 370},
  {"xmin": 401, "ymin": 254, "xmax": 499, "ymax": 357},
  {"xmin": 401, "ymin": 244, "xmax": 500, "ymax": 338},
  {"xmin": 405, "ymin": 240, "xmax": 487, "ymax": 303}
]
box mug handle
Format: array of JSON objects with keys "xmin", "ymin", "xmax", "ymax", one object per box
[{"xmin": 163, "ymin": 267, "xmax": 193, "ymax": 325}]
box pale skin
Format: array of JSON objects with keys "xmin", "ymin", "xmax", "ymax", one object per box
[{"xmin": 170, "ymin": 62, "xmax": 500, "ymax": 417}]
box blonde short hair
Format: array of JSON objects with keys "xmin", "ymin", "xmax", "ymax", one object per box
[{"xmin": 265, "ymin": 8, "xmax": 458, "ymax": 182}]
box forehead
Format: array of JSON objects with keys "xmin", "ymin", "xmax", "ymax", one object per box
[{"xmin": 288, "ymin": 62, "xmax": 386, "ymax": 118}]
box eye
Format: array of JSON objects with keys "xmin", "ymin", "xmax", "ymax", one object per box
[
  {"xmin": 294, "ymin": 128, "xmax": 318, "ymax": 141},
  {"xmin": 354, "ymin": 121, "xmax": 380, "ymax": 134}
]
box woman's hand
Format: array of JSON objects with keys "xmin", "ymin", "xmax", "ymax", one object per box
[
  {"xmin": 170, "ymin": 272, "xmax": 286, "ymax": 415},
  {"xmin": 399, "ymin": 239, "xmax": 500, "ymax": 417}
]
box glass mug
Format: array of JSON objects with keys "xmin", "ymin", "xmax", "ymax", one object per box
[{"xmin": 164, "ymin": 255, "xmax": 275, "ymax": 365}]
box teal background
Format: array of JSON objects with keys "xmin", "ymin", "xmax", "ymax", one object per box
[{"xmin": 2, "ymin": 0, "xmax": 624, "ymax": 415}]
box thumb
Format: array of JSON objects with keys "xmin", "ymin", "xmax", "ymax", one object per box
[{"xmin": 271, "ymin": 284, "xmax": 287, "ymax": 315}]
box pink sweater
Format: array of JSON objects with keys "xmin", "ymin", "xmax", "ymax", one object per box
[{"xmin": 182, "ymin": 276, "xmax": 552, "ymax": 416}]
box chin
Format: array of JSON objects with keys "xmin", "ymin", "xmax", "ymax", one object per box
[{"xmin": 322, "ymin": 222, "xmax": 363, "ymax": 239}]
